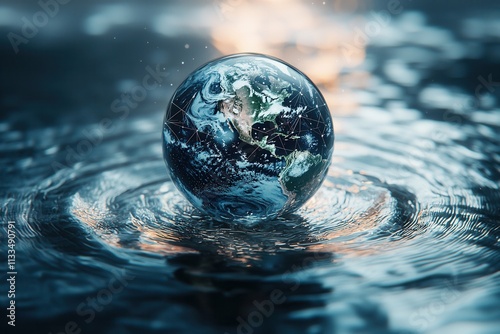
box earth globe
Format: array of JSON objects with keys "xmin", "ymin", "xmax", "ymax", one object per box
[{"xmin": 163, "ymin": 53, "xmax": 334, "ymax": 224}]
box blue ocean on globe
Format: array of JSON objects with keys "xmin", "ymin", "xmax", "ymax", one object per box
[{"xmin": 163, "ymin": 54, "xmax": 334, "ymax": 223}]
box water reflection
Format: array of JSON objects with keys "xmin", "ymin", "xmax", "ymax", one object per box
[
  {"xmin": 1, "ymin": 0, "xmax": 500, "ymax": 333},
  {"xmin": 169, "ymin": 249, "xmax": 334, "ymax": 332},
  {"xmin": 161, "ymin": 211, "xmax": 425, "ymax": 334}
]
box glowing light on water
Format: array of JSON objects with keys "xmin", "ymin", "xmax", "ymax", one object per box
[{"xmin": 210, "ymin": 0, "xmax": 366, "ymax": 112}]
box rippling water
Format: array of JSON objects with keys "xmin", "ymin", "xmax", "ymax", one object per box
[{"xmin": 1, "ymin": 1, "xmax": 500, "ymax": 333}]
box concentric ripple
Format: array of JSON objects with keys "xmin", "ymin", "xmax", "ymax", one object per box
[{"xmin": 2, "ymin": 95, "xmax": 499, "ymax": 332}]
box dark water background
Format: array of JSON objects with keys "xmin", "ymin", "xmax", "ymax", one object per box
[{"xmin": 1, "ymin": 1, "xmax": 500, "ymax": 333}]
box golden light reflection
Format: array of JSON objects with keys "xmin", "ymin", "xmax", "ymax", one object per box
[
  {"xmin": 306, "ymin": 192, "xmax": 388, "ymax": 257},
  {"xmin": 72, "ymin": 193, "xmax": 198, "ymax": 255},
  {"xmin": 129, "ymin": 215, "xmax": 198, "ymax": 255},
  {"xmin": 211, "ymin": 0, "xmax": 366, "ymax": 114},
  {"xmin": 71, "ymin": 193, "xmax": 122, "ymax": 248}
]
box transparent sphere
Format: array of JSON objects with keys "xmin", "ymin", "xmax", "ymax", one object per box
[{"xmin": 163, "ymin": 54, "xmax": 334, "ymax": 224}]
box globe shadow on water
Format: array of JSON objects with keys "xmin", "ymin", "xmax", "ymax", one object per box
[{"xmin": 163, "ymin": 213, "xmax": 336, "ymax": 334}]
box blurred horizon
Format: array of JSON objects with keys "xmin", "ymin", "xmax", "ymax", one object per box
[{"xmin": 2, "ymin": 0, "xmax": 500, "ymax": 129}]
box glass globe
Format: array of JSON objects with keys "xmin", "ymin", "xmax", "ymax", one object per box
[{"xmin": 163, "ymin": 53, "xmax": 334, "ymax": 224}]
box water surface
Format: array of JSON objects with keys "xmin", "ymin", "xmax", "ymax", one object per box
[{"xmin": 1, "ymin": 1, "xmax": 499, "ymax": 333}]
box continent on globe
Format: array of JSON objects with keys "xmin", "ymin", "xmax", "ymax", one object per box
[{"xmin": 163, "ymin": 53, "xmax": 334, "ymax": 223}]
